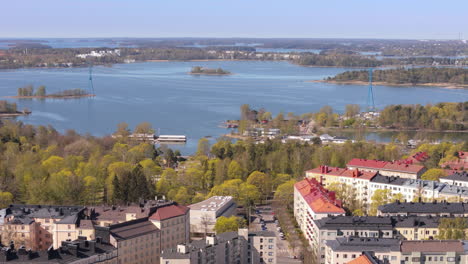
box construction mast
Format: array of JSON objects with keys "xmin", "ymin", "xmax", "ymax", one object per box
[{"xmin": 88, "ymin": 63, "xmax": 95, "ymax": 95}]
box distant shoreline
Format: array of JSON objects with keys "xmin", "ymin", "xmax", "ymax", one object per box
[
  {"xmin": 189, "ymin": 72, "xmax": 232, "ymax": 76},
  {"xmin": 0, "ymin": 111, "xmax": 31, "ymax": 118},
  {"xmin": 309, "ymin": 79, "xmax": 468, "ymax": 89},
  {"xmin": 4, "ymin": 94, "xmax": 96, "ymax": 99}
]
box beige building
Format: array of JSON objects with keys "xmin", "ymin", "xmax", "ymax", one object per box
[
  {"xmin": 325, "ymin": 237, "xmax": 401, "ymax": 264},
  {"xmin": 346, "ymin": 158, "xmax": 426, "ymax": 179},
  {"xmin": 0, "ymin": 205, "xmax": 85, "ymax": 251},
  {"xmin": 188, "ymin": 196, "xmax": 237, "ymax": 235},
  {"xmin": 160, "ymin": 229, "xmax": 276, "ymax": 264},
  {"xmin": 400, "ymin": 240, "xmax": 467, "ymax": 264}
]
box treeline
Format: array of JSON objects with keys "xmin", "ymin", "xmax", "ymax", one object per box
[
  {"xmin": 294, "ymin": 53, "xmax": 383, "ymax": 67},
  {"xmin": 17, "ymin": 85, "xmax": 46, "ymax": 96},
  {"xmin": 0, "ymin": 101, "xmax": 18, "ymax": 113},
  {"xmin": 0, "ymin": 120, "xmax": 407, "ymax": 209},
  {"xmin": 190, "ymin": 66, "xmax": 230, "ymax": 75},
  {"xmin": 328, "ymin": 67, "xmax": 468, "ymax": 86},
  {"xmin": 379, "ymin": 102, "xmax": 467, "ymax": 130},
  {"xmin": 16, "ymin": 85, "xmax": 89, "ymax": 97}
]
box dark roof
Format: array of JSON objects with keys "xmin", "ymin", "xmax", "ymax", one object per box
[
  {"xmin": 370, "ymin": 175, "xmax": 408, "ymax": 186},
  {"xmin": 315, "ymin": 216, "xmax": 393, "ymax": 230},
  {"xmin": 393, "ymin": 216, "xmax": 439, "ymax": 228},
  {"xmin": 4, "ymin": 205, "xmax": 85, "ymax": 225},
  {"xmin": 444, "ymin": 171, "xmax": 468, "ymax": 182},
  {"xmin": 326, "ymin": 237, "xmax": 400, "ymax": 252},
  {"xmin": 1, "ymin": 238, "xmax": 116, "ymax": 263},
  {"xmin": 378, "ymin": 201, "xmax": 468, "ymax": 215},
  {"xmin": 109, "ymin": 217, "xmax": 159, "ymax": 241},
  {"xmin": 248, "ymin": 231, "xmax": 276, "ymax": 237}
]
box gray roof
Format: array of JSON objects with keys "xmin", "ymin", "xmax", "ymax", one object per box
[
  {"xmin": 371, "ymin": 175, "xmax": 408, "ymax": 186},
  {"xmin": 5, "ymin": 205, "xmax": 85, "ymax": 225},
  {"xmin": 379, "ymin": 201, "xmax": 468, "ymax": 215},
  {"xmin": 316, "ymin": 216, "xmax": 393, "ymax": 230},
  {"xmin": 444, "ymin": 172, "xmax": 468, "ymax": 182},
  {"xmin": 326, "ymin": 237, "xmax": 400, "ymax": 252},
  {"xmin": 393, "ymin": 216, "xmax": 439, "ymax": 228},
  {"xmin": 109, "ymin": 217, "xmax": 159, "ymax": 241},
  {"xmin": 371, "ymin": 175, "xmax": 445, "ymax": 192},
  {"xmin": 249, "ymin": 230, "xmax": 276, "ymax": 237}
]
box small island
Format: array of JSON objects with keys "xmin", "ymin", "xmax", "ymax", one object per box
[
  {"xmin": 5, "ymin": 85, "xmax": 95, "ymax": 99},
  {"xmin": 0, "ymin": 100, "xmax": 31, "ymax": 117},
  {"xmin": 318, "ymin": 67, "xmax": 468, "ymax": 89},
  {"xmin": 189, "ymin": 66, "xmax": 231, "ymax": 75}
]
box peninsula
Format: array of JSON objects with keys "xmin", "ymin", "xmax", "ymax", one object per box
[
  {"xmin": 0, "ymin": 100, "xmax": 31, "ymax": 117},
  {"xmin": 318, "ymin": 67, "xmax": 468, "ymax": 88},
  {"xmin": 190, "ymin": 66, "xmax": 231, "ymax": 75}
]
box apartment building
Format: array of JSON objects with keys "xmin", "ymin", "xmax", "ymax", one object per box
[
  {"xmin": 347, "ymin": 252, "xmax": 387, "ymax": 264},
  {"xmin": 188, "ymin": 196, "xmax": 236, "ymax": 235},
  {"xmin": 160, "ymin": 229, "xmax": 276, "ymax": 264},
  {"xmin": 378, "ymin": 201, "xmax": 468, "ymax": 217},
  {"xmin": 0, "ymin": 237, "xmax": 118, "ymax": 263},
  {"xmin": 306, "ymin": 166, "xmax": 377, "ymax": 204},
  {"xmin": 400, "ymin": 240, "xmax": 467, "ymax": 264},
  {"xmin": 440, "ymin": 172, "xmax": 468, "ymax": 188},
  {"xmin": 294, "ymin": 178, "xmax": 345, "ymax": 263},
  {"xmin": 346, "ymin": 159, "xmax": 426, "ymax": 179},
  {"xmin": 148, "ymin": 203, "xmax": 190, "ymax": 252},
  {"xmin": 325, "ymin": 237, "xmax": 401, "ymax": 264},
  {"xmin": 441, "ymin": 151, "xmax": 468, "ymax": 170},
  {"xmin": 393, "ymin": 216, "xmax": 439, "ymax": 240},
  {"xmin": 0, "ymin": 205, "xmax": 85, "ymax": 251},
  {"xmin": 107, "ymin": 218, "xmax": 161, "ymax": 264}
]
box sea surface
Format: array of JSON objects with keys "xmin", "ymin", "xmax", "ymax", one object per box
[{"xmin": 0, "ymin": 61, "xmax": 466, "ymax": 154}]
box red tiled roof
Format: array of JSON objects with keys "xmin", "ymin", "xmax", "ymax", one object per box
[
  {"xmin": 347, "ymin": 255, "xmax": 373, "ymax": 264},
  {"xmin": 149, "ymin": 204, "xmax": 189, "ymax": 221},
  {"xmin": 307, "ymin": 166, "xmax": 377, "ymax": 181},
  {"xmin": 382, "ymin": 162, "xmax": 425, "ymax": 173},
  {"xmin": 347, "ymin": 159, "xmax": 387, "ymax": 169},
  {"xmin": 294, "ymin": 178, "xmax": 345, "ymax": 214},
  {"xmin": 347, "ymin": 158, "xmax": 424, "ymax": 174},
  {"xmin": 459, "ymin": 151, "xmax": 468, "ymax": 161}
]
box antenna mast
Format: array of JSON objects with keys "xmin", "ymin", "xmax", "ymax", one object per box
[{"xmin": 367, "ymin": 68, "xmax": 375, "ymax": 112}]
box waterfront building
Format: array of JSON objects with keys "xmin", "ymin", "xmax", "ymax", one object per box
[
  {"xmin": 160, "ymin": 228, "xmax": 276, "ymax": 264},
  {"xmin": 346, "ymin": 158, "xmax": 426, "ymax": 179},
  {"xmin": 188, "ymin": 196, "xmax": 237, "ymax": 235}
]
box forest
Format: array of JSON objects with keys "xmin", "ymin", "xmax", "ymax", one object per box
[
  {"xmin": 190, "ymin": 66, "xmax": 231, "ymax": 75},
  {"xmin": 0, "ymin": 120, "xmax": 465, "ymax": 217},
  {"xmin": 378, "ymin": 102, "xmax": 467, "ymax": 131},
  {"xmin": 327, "ymin": 67, "xmax": 468, "ymax": 86},
  {"xmin": 294, "ymin": 53, "xmax": 383, "ymax": 67}
]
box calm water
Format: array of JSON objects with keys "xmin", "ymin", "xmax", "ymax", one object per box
[{"xmin": 0, "ymin": 61, "xmax": 467, "ymax": 154}]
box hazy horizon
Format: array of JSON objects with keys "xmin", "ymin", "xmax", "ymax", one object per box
[{"xmin": 2, "ymin": 0, "xmax": 468, "ymax": 40}]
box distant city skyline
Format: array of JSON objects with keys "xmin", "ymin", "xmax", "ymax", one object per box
[{"xmin": 2, "ymin": 0, "xmax": 468, "ymax": 39}]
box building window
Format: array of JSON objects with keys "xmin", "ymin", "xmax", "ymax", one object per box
[
  {"xmin": 268, "ymin": 239, "xmax": 273, "ymax": 243},
  {"xmin": 68, "ymin": 233, "xmax": 71, "ymax": 237},
  {"xmin": 260, "ymin": 238, "xmax": 263, "ymax": 243}
]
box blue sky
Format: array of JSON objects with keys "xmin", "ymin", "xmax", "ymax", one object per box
[{"xmin": 2, "ymin": 0, "xmax": 468, "ymax": 39}]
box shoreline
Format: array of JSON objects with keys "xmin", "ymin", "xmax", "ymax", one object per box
[
  {"xmin": 323, "ymin": 127, "xmax": 468, "ymax": 134},
  {"xmin": 4, "ymin": 94, "xmax": 96, "ymax": 99},
  {"xmin": 309, "ymin": 79, "xmax": 468, "ymax": 89},
  {"xmin": 0, "ymin": 111, "xmax": 31, "ymax": 117}
]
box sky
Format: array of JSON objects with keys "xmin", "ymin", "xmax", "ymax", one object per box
[{"xmin": 2, "ymin": 0, "xmax": 468, "ymax": 39}]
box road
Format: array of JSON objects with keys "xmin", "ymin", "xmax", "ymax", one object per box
[{"xmin": 250, "ymin": 205, "xmax": 302, "ymax": 264}]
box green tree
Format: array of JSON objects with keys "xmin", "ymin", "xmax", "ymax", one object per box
[
  {"xmin": 369, "ymin": 189, "xmax": 403, "ymax": 216},
  {"xmin": 134, "ymin": 122, "xmax": 155, "ymax": 134},
  {"xmin": 0, "ymin": 191, "xmax": 13, "ymax": 208},
  {"xmin": 274, "ymin": 180, "xmax": 295, "ymax": 208},
  {"xmin": 438, "ymin": 218, "xmax": 468, "ymax": 240},
  {"xmin": 421, "ymin": 168, "xmax": 446, "ymax": 181},
  {"xmin": 35, "ymin": 85, "xmax": 46, "ymax": 96},
  {"xmin": 227, "ymin": 160, "xmax": 244, "ymax": 180},
  {"xmin": 196, "ymin": 138, "xmax": 210, "ymax": 157},
  {"xmin": 214, "ymin": 216, "xmax": 246, "ymax": 234}
]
